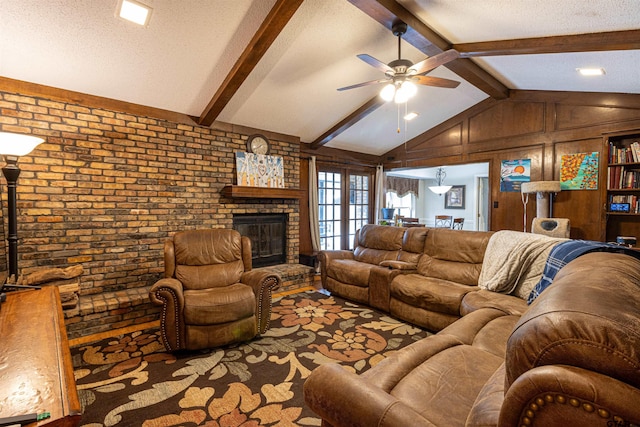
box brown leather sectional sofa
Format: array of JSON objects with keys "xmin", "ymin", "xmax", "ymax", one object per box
[
  {"xmin": 319, "ymin": 224, "xmax": 527, "ymax": 331},
  {"xmin": 307, "ymin": 225, "xmax": 640, "ymax": 426}
]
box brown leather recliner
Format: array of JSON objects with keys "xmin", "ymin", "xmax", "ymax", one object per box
[{"xmin": 149, "ymin": 228, "xmax": 281, "ymax": 351}]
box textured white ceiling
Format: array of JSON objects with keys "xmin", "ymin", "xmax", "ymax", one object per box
[{"xmin": 1, "ymin": 0, "xmax": 639, "ymax": 156}]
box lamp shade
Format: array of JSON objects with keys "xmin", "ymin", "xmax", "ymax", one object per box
[
  {"xmin": 0, "ymin": 132, "xmax": 44, "ymax": 156},
  {"xmin": 380, "ymin": 83, "xmax": 396, "ymax": 102},
  {"xmin": 429, "ymin": 185, "xmax": 452, "ymax": 195}
]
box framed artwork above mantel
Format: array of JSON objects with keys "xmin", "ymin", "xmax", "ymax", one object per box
[{"xmin": 445, "ymin": 185, "xmax": 465, "ymax": 209}]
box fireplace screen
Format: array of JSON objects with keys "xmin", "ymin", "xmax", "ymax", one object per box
[{"xmin": 233, "ymin": 214, "xmax": 286, "ymax": 267}]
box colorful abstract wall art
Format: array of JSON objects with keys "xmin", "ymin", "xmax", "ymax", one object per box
[
  {"xmin": 500, "ymin": 159, "xmax": 531, "ymax": 192},
  {"xmin": 235, "ymin": 151, "xmax": 285, "ymax": 188},
  {"xmin": 560, "ymin": 152, "xmax": 599, "ymax": 190}
]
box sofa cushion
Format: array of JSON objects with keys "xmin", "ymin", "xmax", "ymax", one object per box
[
  {"xmin": 351, "ymin": 225, "xmax": 404, "ymax": 265},
  {"xmin": 465, "ymin": 363, "xmax": 507, "ymax": 426},
  {"xmin": 361, "ymin": 308, "xmax": 512, "ymax": 426},
  {"xmin": 398, "ymin": 227, "xmax": 429, "ymax": 264},
  {"xmin": 461, "ymin": 289, "xmax": 528, "ymax": 316},
  {"xmin": 440, "ymin": 310, "xmax": 521, "ymax": 358},
  {"xmin": 355, "ymin": 224, "xmax": 404, "ymax": 250},
  {"xmin": 327, "ymin": 259, "xmax": 373, "ymax": 287},
  {"xmin": 183, "ymin": 283, "xmax": 255, "ymax": 325},
  {"xmin": 176, "ymin": 260, "xmax": 245, "ymax": 290},
  {"xmin": 391, "ymin": 273, "xmax": 477, "ymax": 316},
  {"xmin": 417, "ymin": 229, "xmax": 491, "ymax": 286},
  {"xmin": 386, "ymin": 345, "xmax": 503, "ymax": 426}
]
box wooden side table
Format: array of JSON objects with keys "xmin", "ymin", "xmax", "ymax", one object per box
[{"xmin": 0, "ymin": 286, "xmax": 81, "ymax": 426}]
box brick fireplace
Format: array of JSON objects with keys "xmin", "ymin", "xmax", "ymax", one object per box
[
  {"xmin": 233, "ymin": 213, "xmax": 287, "ymax": 267},
  {"xmin": 0, "ymin": 88, "xmax": 304, "ymax": 337}
]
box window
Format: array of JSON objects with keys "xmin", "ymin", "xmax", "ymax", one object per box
[
  {"xmin": 318, "ymin": 171, "xmax": 342, "ymax": 250},
  {"xmin": 318, "ymin": 169, "xmax": 372, "ymax": 250},
  {"xmin": 386, "ymin": 191, "xmax": 414, "ymax": 218},
  {"xmin": 348, "ymin": 174, "xmax": 369, "ymax": 248}
]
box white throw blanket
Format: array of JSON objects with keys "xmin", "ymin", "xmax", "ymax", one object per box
[{"xmin": 479, "ymin": 230, "xmax": 567, "ymax": 298}]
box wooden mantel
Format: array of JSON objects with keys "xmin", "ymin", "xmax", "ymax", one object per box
[{"xmin": 221, "ymin": 185, "xmax": 304, "ymax": 199}]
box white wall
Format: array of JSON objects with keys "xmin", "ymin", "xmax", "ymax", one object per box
[{"xmin": 388, "ymin": 163, "xmax": 489, "ymax": 230}]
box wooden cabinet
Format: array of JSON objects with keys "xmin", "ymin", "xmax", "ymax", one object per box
[
  {"xmin": 0, "ymin": 287, "xmax": 81, "ymax": 427},
  {"xmin": 605, "ymin": 130, "xmax": 640, "ymax": 244}
]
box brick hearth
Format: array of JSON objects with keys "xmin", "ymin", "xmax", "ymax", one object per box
[{"xmin": 64, "ymin": 264, "xmax": 316, "ymax": 339}]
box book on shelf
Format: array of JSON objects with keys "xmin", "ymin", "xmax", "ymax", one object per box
[
  {"xmin": 609, "ymin": 194, "xmax": 640, "ymax": 213},
  {"xmin": 608, "ymin": 140, "xmax": 640, "ymax": 164},
  {"xmin": 607, "ymin": 165, "xmax": 640, "ymax": 189}
]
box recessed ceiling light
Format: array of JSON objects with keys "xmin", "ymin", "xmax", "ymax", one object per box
[
  {"xmin": 404, "ymin": 112, "xmax": 419, "ymax": 121},
  {"xmin": 117, "ymin": 0, "xmax": 152, "ymax": 26},
  {"xmin": 577, "ymin": 68, "xmax": 606, "ymax": 76}
]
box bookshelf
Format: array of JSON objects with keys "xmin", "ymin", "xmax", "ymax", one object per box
[{"xmin": 605, "ymin": 130, "xmax": 640, "ymax": 243}]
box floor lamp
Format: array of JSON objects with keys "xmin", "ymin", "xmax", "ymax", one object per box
[{"xmin": 0, "ymin": 132, "xmax": 44, "ymax": 284}]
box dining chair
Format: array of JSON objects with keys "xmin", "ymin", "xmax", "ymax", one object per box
[
  {"xmin": 452, "ymin": 218, "xmax": 464, "ymax": 229},
  {"xmin": 434, "ymin": 215, "xmax": 453, "ymax": 228}
]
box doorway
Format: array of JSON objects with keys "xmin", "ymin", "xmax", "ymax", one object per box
[
  {"xmin": 385, "ymin": 162, "xmax": 490, "ymax": 230},
  {"xmin": 475, "ymin": 175, "xmax": 489, "ymax": 231}
]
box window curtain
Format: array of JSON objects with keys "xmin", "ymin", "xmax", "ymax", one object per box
[
  {"xmin": 309, "ymin": 156, "xmax": 321, "ymax": 252},
  {"xmin": 374, "ymin": 164, "xmax": 385, "ymax": 224},
  {"xmin": 386, "ymin": 176, "xmax": 419, "ymax": 198}
]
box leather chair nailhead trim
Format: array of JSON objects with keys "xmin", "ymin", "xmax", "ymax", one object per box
[
  {"xmin": 153, "ymin": 287, "xmax": 180, "ymax": 351},
  {"xmin": 256, "ymin": 276, "xmax": 279, "ymax": 333},
  {"xmin": 519, "ymin": 394, "xmax": 624, "ymax": 427}
]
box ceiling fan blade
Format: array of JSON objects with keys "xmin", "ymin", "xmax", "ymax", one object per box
[
  {"xmin": 414, "ymin": 75, "xmax": 461, "ymax": 89},
  {"xmin": 357, "ymin": 54, "xmax": 394, "ymax": 74},
  {"xmin": 337, "ymin": 79, "xmax": 389, "ymax": 91},
  {"xmin": 409, "ymin": 49, "xmax": 460, "ymax": 75}
]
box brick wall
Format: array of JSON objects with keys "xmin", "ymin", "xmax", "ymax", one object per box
[{"xmin": 0, "ymin": 90, "xmax": 301, "ymax": 298}]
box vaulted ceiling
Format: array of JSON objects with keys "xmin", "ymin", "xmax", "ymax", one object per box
[{"xmin": 1, "ymin": 0, "xmax": 639, "ymax": 156}]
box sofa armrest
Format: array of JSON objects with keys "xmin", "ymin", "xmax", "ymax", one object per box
[
  {"xmin": 319, "ymin": 250, "xmax": 354, "ymax": 263},
  {"xmin": 379, "ymin": 260, "xmax": 417, "ymax": 270},
  {"xmin": 499, "ymin": 365, "xmax": 640, "ymax": 427},
  {"xmin": 241, "ymin": 270, "xmax": 281, "ymax": 334},
  {"xmin": 318, "ymin": 250, "xmax": 354, "ymax": 286},
  {"xmin": 149, "ymin": 278, "xmax": 185, "ymax": 351},
  {"xmin": 369, "ymin": 265, "xmax": 415, "ymax": 312},
  {"xmin": 304, "ymin": 363, "xmax": 437, "ymax": 427}
]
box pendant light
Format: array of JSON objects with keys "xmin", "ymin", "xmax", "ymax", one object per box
[{"xmin": 428, "ymin": 167, "xmax": 452, "ymax": 195}]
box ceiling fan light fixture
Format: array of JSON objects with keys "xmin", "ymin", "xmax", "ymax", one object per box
[
  {"xmin": 380, "ymin": 83, "xmax": 396, "ymax": 102},
  {"xmin": 394, "ymin": 80, "xmax": 417, "ymax": 104}
]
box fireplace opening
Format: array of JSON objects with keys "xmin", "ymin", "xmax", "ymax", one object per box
[{"xmin": 233, "ymin": 214, "xmax": 286, "ymax": 268}]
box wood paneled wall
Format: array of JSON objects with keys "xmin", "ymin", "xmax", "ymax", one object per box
[{"xmin": 379, "ymin": 90, "xmax": 640, "ymax": 240}]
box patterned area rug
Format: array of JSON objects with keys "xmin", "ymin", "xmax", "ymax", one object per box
[{"xmin": 72, "ymin": 291, "xmax": 429, "ymax": 426}]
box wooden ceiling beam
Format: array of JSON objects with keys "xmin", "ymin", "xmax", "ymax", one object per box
[
  {"xmin": 347, "ymin": 0, "xmax": 509, "ymax": 100},
  {"xmin": 454, "ymin": 29, "xmax": 640, "ymax": 57},
  {"xmin": 197, "ymin": 0, "xmax": 304, "ymax": 127},
  {"xmin": 310, "ymin": 97, "xmax": 385, "ymax": 149}
]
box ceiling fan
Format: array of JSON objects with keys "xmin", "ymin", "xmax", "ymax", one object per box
[{"xmin": 338, "ymin": 20, "xmax": 461, "ymax": 103}]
